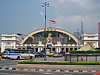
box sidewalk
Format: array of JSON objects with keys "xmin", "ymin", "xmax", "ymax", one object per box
[{"xmin": 17, "ymin": 64, "xmax": 100, "ymax": 72}]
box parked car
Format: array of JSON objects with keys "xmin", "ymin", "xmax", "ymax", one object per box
[
  {"xmin": 53, "ymin": 54, "xmax": 62, "ymax": 57},
  {"xmin": 41, "ymin": 50, "xmax": 45, "ymax": 53},
  {"xmin": 93, "ymin": 71, "xmax": 100, "ymax": 75},
  {"xmin": 47, "ymin": 53, "xmax": 55, "ymax": 57},
  {"xmin": 60, "ymin": 51, "xmax": 65, "ymax": 56},
  {"xmin": 35, "ymin": 52, "xmax": 45, "ymax": 58}
]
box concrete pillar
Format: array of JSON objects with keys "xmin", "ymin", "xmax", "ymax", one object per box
[
  {"xmin": 1, "ymin": 42, "xmax": 4, "ymax": 52},
  {"xmin": 41, "ymin": 47, "xmax": 43, "ymax": 51},
  {"xmin": 51, "ymin": 48, "xmax": 53, "ymax": 52},
  {"xmin": 38, "ymin": 48, "xmax": 40, "ymax": 52},
  {"xmin": 13, "ymin": 42, "xmax": 16, "ymax": 49},
  {"xmin": 56, "ymin": 47, "xmax": 60, "ymax": 53},
  {"xmin": 38, "ymin": 47, "xmax": 41, "ymax": 52},
  {"xmin": 59, "ymin": 47, "xmax": 61, "ymax": 52},
  {"xmin": 58, "ymin": 47, "xmax": 59, "ymax": 53},
  {"xmin": 64, "ymin": 48, "xmax": 66, "ymax": 52},
  {"xmin": 68, "ymin": 48, "xmax": 70, "ymax": 52}
]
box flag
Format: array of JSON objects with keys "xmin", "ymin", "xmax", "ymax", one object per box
[
  {"xmin": 40, "ymin": 35, "xmax": 43, "ymax": 39},
  {"xmin": 30, "ymin": 35, "xmax": 34, "ymax": 39},
  {"xmin": 59, "ymin": 34, "xmax": 64, "ymax": 38},
  {"xmin": 22, "ymin": 35, "xmax": 24, "ymax": 40},
  {"xmin": 50, "ymin": 19, "xmax": 56, "ymax": 24},
  {"xmin": 69, "ymin": 35, "xmax": 71, "ymax": 40},
  {"xmin": 77, "ymin": 34, "xmax": 81, "ymax": 38}
]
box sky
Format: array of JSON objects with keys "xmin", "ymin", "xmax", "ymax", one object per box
[{"xmin": 0, "ymin": 0, "xmax": 100, "ymax": 42}]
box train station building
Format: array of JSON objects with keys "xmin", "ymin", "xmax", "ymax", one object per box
[{"xmin": 0, "ymin": 27, "xmax": 99, "ymax": 53}]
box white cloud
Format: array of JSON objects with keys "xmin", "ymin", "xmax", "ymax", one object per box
[
  {"xmin": 50, "ymin": 0, "xmax": 100, "ymax": 33},
  {"xmin": 56, "ymin": 15, "xmax": 99, "ymax": 25},
  {"xmin": 39, "ymin": 12, "xmax": 43, "ymax": 16},
  {"xmin": 58, "ymin": 0, "xmax": 65, "ymax": 3},
  {"xmin": 55, "ymin": 15, "xmax": 99, "ymax": 33},
  {"xmin": 34, "ymin": 26, "xmax": 37, "ymax": 30},
  {"xmin": 69, "ymin": 0, "xmax": 86, "ymax": 6}
]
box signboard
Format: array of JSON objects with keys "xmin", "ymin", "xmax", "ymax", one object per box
[{"xmin": 47, "ymin": 44, "xmax": 52, "ymax": 46}]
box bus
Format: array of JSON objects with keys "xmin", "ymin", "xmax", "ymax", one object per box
[{"xmin": 3, "ymin": 49, "xmax": 35, "ymax": 60}]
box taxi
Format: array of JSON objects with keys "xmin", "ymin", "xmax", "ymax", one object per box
[{"xmin": 47, "ymin": 53, "xmax": 55, "ymax": 57}]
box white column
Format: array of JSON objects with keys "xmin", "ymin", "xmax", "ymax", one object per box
[
  {"xmin": 51, "ymin": 48, "xmax": 53, "ymax": 52},
  {"xmin": 68, "ymin": 48, "xmax": 70, "ymax": 52},
  {"xmin": 41, "ymin": 47, "xmax": 43, "ymax": 51},
  {"xmin": 40, "ymin": 47, "xmax": 41, "ymax": 52},
  {"xmin": 59, "ymin": 47, "xmax": 61, "ymax": 52},
  {"xmin": 13, "ymin": 42, "xmax": 16, "ymax": 49},
  {"xmin": 97, "ymin": 41, "xmax": 99, "ymax": 48},
  {"xmin": 56, "ymin": 47, "xmax": 59, "ymax": 53},
  {"xmin": 64, "ymin": 48, "xmax": 66, "ymax": 52},
  {"xmin": 1, "ymin": 42, "xmax": 4, "ymax": 52}
]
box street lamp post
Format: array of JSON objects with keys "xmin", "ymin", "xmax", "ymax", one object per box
[{"xmin": 42, "ymin": 2, "xmax": 49, "ymax": 60}]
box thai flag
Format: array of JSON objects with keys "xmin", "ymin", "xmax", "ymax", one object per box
[
  {"xmin": 22, "ymin": 35, "xmax": 24, "ymax": 40},
  {"xmin": 50, "ymin": 19, "xmax": 55, "ymax": 24},
  {"xmin": 59, "ymin": 34, "xmax": 64, "ymax": 38}
]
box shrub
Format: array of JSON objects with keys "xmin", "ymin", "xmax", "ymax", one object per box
[
  {"xmin": 18, "ymin": 61, "xmax": 100, "ymax": 65},
  {"xmin": 69, "ymin": 50, "xmax": 100, "ymax": 53},
  {"xmin": 0, "ymin": 53, "xmax": 4, "ymax": 56}
]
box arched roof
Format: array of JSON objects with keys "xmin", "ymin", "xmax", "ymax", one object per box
[{"xmin": 20, "ymin": 27, "xmax": 79, "ymax": 44}]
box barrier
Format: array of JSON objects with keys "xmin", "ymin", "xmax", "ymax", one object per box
[{"xmin": 65, "ymin": 53, "xmax": 100, "ymax": 62}]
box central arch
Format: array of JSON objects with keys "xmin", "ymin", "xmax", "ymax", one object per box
[{"xmin": 20, "ymin": 27, "xmax": 79, "ymax": 44}]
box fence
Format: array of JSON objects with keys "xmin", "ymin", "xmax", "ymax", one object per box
[{"xmin": 64, "ymin": 53, "xmax": 100, "ymax": 62}]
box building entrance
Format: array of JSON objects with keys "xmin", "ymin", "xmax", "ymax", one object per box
[
  {"xmin": 35, "ymin": 48, "xmax": 38, "ymax": 52},
  {"xmin": 61, "ymin": 48, "xmax": 64, "ymax": 52},
  {"xmin": 52, "ymin": 48, "xmax": 55, "ymax": 52},
  {"xmin": 66, "ymin": 48, "xmax": 68, "ymax": 52},
  {"xmin": 44, "ymin": 48, "xmax": 51, "ymax": 52}
]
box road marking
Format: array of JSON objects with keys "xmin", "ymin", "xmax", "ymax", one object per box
[{"xmin": 45, "ymin": 73, "xmax": 52, "ymax": 74}]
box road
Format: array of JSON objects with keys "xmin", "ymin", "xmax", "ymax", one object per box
[
  {"xmin": 0, "ymin": 57, "xmax": 65, "ymax": 67},
  {"xmin": 0, "ymin": 59, "xmax": 22, "ymax": 68},
  {"xmin": 0, "ymin": 57, "xmax": 94, "ymax": 75},
  {"xmin": 0, "ymin": 70, "xmax": 93, "ymax": 75},
  {"xmin": 34, "ymin": 56, "xmax": 65, "ymax": 61}
]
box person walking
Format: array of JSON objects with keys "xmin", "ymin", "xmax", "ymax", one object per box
[{"xmin": 81, "ymin": 55, "xmax": 83, "ymax": 62}]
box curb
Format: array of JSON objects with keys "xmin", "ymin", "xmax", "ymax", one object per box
[
  {"xmin": 0, "ymin": 67, "xmax": 17, "ymax": 70},
  {"xmin": 0, "ymin": 67, "xmax": 97, "ymax": 73},
  {"xmin": 17, "ymin": 69, "xmax": 96, "ymax": 72}
]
